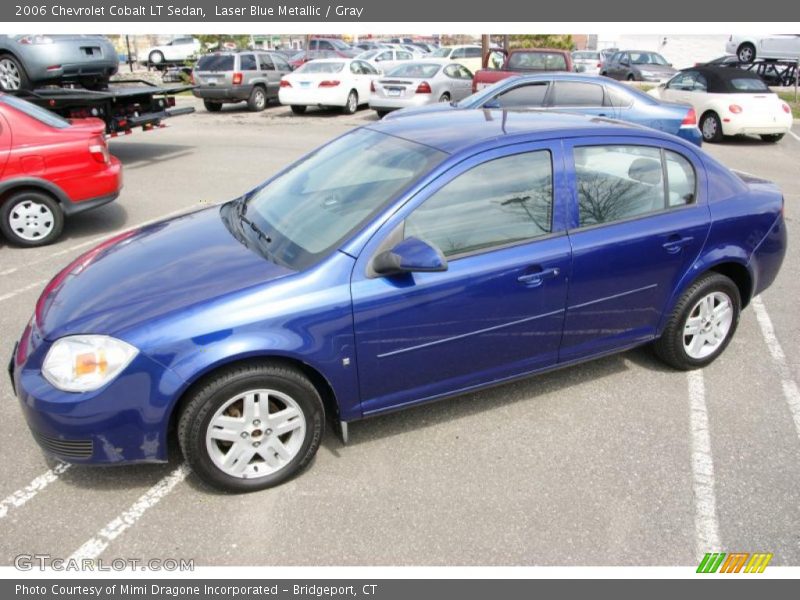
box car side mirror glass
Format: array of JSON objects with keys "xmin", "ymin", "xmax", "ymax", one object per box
[{"xmin": 372, "ymin": 237, "xmax": 448, "ymax": 276}]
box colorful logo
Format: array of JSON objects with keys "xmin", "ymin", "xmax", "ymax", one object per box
[{"xmin": 697, "ymin": 552, "xmax": 773, "ymax": 573}]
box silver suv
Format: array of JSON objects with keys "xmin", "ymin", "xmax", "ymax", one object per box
[{"xmin": 192, "ymin": 51, "xmax": 292, "ymax": 112}]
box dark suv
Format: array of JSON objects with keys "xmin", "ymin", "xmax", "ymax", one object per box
[{"xmin": 192, "ymin": 51, "xmax": 292, "ymax": 112}]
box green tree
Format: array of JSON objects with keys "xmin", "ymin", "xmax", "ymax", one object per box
[
  {"xmin": 193, "ymin": 35, "xmax": 253, "ymax": 53},
  {"xmin": 505, "ymin": 35, "xmax": 574, "ymax": 50}
]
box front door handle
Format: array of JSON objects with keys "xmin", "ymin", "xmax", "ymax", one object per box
[
  {"xmin": 518, "ymin": 267, "xmax": 561, "ymax": 287},
  {"xmin": 662, "ymin": 235, "xmax": 694, "ymax": 254}
]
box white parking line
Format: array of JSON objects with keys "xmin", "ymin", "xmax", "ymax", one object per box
[
  {"xmin": 0, "ymin": 463, "xmax": 70, "ymax": 520},
  {"xmin": 687, "ymin": 370, "xmax": 722, "ymax": 561},
  {"xmin": 68, "ymin": 465, "xmax": 188, "ymax": 561},
  {"xmin": 789, "ymin": 130, "xmax": 800, "ymax": 143},
  {"xmin": 0, "ymin": 279, "xmax": 49, "ymax": 303},
  {"xmin": 751, "ymin": 296, "xmax": 800, "ymax": 441}
]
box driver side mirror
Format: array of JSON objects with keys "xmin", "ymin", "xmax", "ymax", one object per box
[{"xmin": 372, "ymin": 237, "xmax": 448, "ymax": 276}]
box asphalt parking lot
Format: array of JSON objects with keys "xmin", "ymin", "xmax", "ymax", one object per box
[{"xmin": 1, "ymin": 97, "xmax": 799, "ymax": 567}]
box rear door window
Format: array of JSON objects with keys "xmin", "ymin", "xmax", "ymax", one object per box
[
  {"xmin": 258, "ymin": 54, "xmax": 275, "ymax": 71},
  {"xmin": 493, "ymin": 82, "xmax": 550, "ymax": 108},
  {"xmin": 240, "ymin": 54, "xmax": 258, "ymax": 71}
]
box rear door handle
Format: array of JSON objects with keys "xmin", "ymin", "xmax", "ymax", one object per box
[
  {"xmin": 662, "ymin": 235, "xmax": 694, "ymax": 254},
  {"xmin": 518, "ymin": 267, "xmax": 561, "ymax": 287}
]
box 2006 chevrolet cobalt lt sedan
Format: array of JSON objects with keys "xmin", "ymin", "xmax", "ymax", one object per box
[{"xmin": 10, "ymin": 110, "xmax": 786, "ymax": 492}]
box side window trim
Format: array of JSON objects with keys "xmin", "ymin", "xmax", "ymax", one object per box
[
  {"xmin": 362, "ymin": 141, "xmax": 568, "ymax": 275},
  {"xmin": 566, "ymin": 141, "xmax": 700, "ymax": 232}
]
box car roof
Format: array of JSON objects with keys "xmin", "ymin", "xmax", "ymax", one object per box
[{"xmin": 366, "ymin": 109, "xmax": 653, "ymax": 154}]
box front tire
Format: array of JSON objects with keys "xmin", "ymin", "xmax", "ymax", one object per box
[
  {"xmin": 700, "ymin": 112, "xmax": 723, "ymax": 143},
  {"xmin": 653, "ymin": 273, "xmax": 740, "ymax": 370},
  {"xmin": 178, "ymin": 362, "xmax": 324, "ymax": 492},
  {"xmin": 342, "ymin": 89, "xmax": 358, "ymax": 114},
  {"xmin": 0, "ymin": 191, "xmax": 63, "ymax": 247},
  {"xmin": 760, "ymin": 133, "xmax": 784, "ymax": 143},
  {"xmin": 737, "ymin": 43, "xmax": 756, "ymax": 63}
]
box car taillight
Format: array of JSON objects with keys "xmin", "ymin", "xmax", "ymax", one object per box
[
  {"xmin": 597, "ymin": 62, "xmax": 602, "ymax": 68},
  {"xmin": 318, "ymin": 80, "xmax": 340, "ymax": 87},
  {"xmin": 370, "ymin": 81, "xmax": 375, "ymax": 92},
  {"xmin": 729, "ymin": 104, "xmax": 743, "ymax": 114},
  {"xmin": 280, "ymin": 79, "xmax": 292, "ymax": 88},
  {"xmin": 232, "ymin": 72, "xmax": 243, "ymax": 85},
  {"xmin": 89, "ymin": 139, "xmax": 110, "ymax": 165},
  {"xmin": 781, "ymin": 103, "xmax": 791, "ymax": 114},
  {"xmin": 681, "ymin": 107, "xmax": 697, "ymax": 126},
  {"xmin": 415, "ymin": 81, "xmax": 432, "ymax": 94}
]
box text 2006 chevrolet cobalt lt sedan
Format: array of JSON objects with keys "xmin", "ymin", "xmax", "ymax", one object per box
[{"xmin": 10, "ymin": 111, "xmax": 786, "ymax": 492}]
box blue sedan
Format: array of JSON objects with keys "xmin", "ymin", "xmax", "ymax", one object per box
[
  {"xmin": 385, "ymin": 73, "xmax": 703, "ymax": 147},
  {"xmin": 10, "ymin": 111, "xmax": 786, "ymax": 491}
]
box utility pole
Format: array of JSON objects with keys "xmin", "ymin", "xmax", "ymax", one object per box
[{"xmin": 481, "ymin": 34, "xmax": 489, "ymax": 68}]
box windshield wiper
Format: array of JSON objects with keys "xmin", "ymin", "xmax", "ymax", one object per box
[{"xmin": 236, "ymin": 197, "xmax": 272, "ymax": 244}]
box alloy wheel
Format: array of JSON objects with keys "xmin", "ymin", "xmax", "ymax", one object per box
[
  {"xmin": 205, "ymin": 389, "xmax": 306, "ymax": 479},
  {"xmin": 0, "ymin": 58, "xmax": 21, "ymax": 90},
  {"xmin": 683, "ymin": 291, "xmax": 734, "ymax": 359}
]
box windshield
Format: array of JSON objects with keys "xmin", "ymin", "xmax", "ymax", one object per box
[
  {"xmin": 573, "ymin": 52, "xmax": 600, "ymax": 60},
  {"xmin": 630, "ymin": 52, "xmax": 669, "ymax": 66},
  {"xmin": 430, "ymin": 47, "xmax": 452, "ymax": 58},
  {"xmin": 386, "ymin": 63, "xmax": 441, "ymax": 78},
  {"xmin": 196, "ymin": 55, "xmax": 234, "ymax": 71},
  {"xmin": 0, "ymin": 94, "xmax": 70, "ymax": 128},
  {"xmin": 328, "ymin": 39, "xmax": 351, "ymax": 51},
  {"xmin": 507, "ymin": 52, "xmax": 568, "ymax": 70},
  {"xmin": 242, "ymin": 128, "xmax": 446, "ymax": 270},
  {"xmin": 295, "ymin": 61, "xmax": 345, "ymax": 74}
]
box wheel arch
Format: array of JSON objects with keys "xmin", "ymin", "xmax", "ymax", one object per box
[
  {"xmin": 0, "ymin": 179, "xmax": 67, "ymax": 208},
  {"xmin": 165, "ymin": 353, "xmax": 341, "ymax": 440},
  {"xmin": 658, "ymin": 256, "xmax": 754, "ymax": 336}
]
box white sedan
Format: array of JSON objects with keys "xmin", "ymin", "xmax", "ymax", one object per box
[
  {"xmin": 726, "ymin": 34, "xmax": 800, "ymax": 63},
  {"xmin": 279, "ymin": 59, "xmax": 379, "ymax": 115},
  {"xmin": 650, "ymin": 66, "xmax": 792, "ymax": 143},
  {"xmin": 355, "ymin": 48, "xmax": 415, "ymax": 73}
]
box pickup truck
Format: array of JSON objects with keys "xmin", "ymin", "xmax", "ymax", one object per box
[{"xmin": 472, "ymin": 48, "xmax": 573, "ymax": 92}]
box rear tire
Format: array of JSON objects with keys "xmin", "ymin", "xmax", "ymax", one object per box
[
  {"xmin": 203, "ymin": 100, "xmax": 223, "ymax": 112},
  {"xmin": 653, "ymin": 273, "xmax": 740, "ymax": 370},
  {"xmin": 626, "ymin": 74, "xmax": 635, "ymax": 81},
  {"xmin": 149, "ymin": 50, "xmax": 165, "ymax": 66},
  {"xmin": 342, "ymin": 90, "xmax": 358, "ymax": 114},
  {"xmin": 438, "ymin": 92, "xmax": 451, "ymax": 103},
  {"xmin": 0, "ymin": 54, "xmax": 30, "ymax": 91},
  {"xmin": 0, "ymin": 191, "xmax": 64, "ymax": 247},
  {"xmin": 247, "ymin": 86, "xmax": 268, "ymax": 112},
  {"xmin": 700, "ymin": 112, "xmax": 723, "ymax": 143},
  {"xmin": 178, "ymin": 362, "xmax": 325, "ymax": 492},
  {"xmin": 290, "ymin": 105, "xmax": 307, "ymax": 114},
  {"xmin": 760, "ymin": 133, "xmax": 784, "ymax": 143}
]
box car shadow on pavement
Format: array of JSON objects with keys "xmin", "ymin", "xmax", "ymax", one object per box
[
  {"xmin": 58, "ymin": 203, "xmax": 130, "ymax": 243},
  {"xmin": 326, "ymin": 346, "xmax": 660, "ymax": 453},
  {"xmin": 716, "ymin": 135, "xmax": 779, "ymax": 146},
  {"xmin": 108, "ymin": 142, "xmax": 194, "ymax": 170}
]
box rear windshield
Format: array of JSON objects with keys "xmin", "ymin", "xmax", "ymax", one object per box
[
  {"xmin": 296, "ymin": 62, "xmax": 345, "ymax": 74},
  {"xmin": 508, "ymin": 52, "xmax": 568, "ymax": 70},
  {"xmin": 573, "ymin": 52, "xmax": 600, "ymax": 60},
  {"xmin": 386, "ymin": 63, "xmax": 441, "ymax": 78},
  {"xmin": 0, "ymin": 94, "xmax": 70, "ymax": 129},
  {"xmin": 196, "ymin": 55, "xmax": 235, "ymax": 71},
  {"xmin": 730, "ymin": 77, "xmax": 771, "ymax": 92}
]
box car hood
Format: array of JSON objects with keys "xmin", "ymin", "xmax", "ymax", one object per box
[
  {"xmin": 35, "ymin": 206, "xmax": 295, "ymax": 340},
  {"xmin": 384, "ymin": 102, "xmax": 459, "ymax": 120}
]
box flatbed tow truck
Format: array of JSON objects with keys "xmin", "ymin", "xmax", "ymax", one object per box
[{"xmin": 12, "ymin": 79, "xmax": 195, "ymax": 136}]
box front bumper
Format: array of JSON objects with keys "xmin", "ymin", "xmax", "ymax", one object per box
[{"xmin": 9, "ymin": 326, "xmax": 185, "ymax": 465}]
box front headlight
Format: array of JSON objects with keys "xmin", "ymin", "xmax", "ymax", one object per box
[{"xmin": 42, "ymin": 335, "xmax": 138, "ymax": 392}]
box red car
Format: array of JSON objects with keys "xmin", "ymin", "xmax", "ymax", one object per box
[{"xmin": 0, "ymin": 94, "xmax": 122, "ymax": 247}]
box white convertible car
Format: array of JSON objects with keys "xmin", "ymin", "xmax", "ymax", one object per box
[
  {"xmin": 279, "ymin": 59, "xmax": 379, "ymax": 115},
  {"xmin": 650, "ymin": 66, "xmax": 792, "ymax": 143}
]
